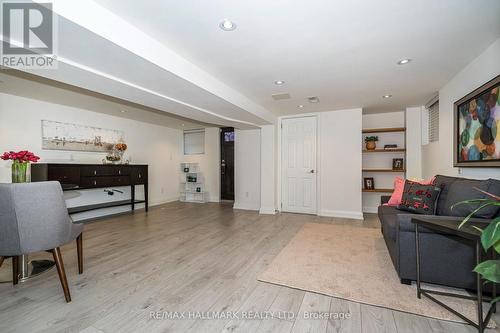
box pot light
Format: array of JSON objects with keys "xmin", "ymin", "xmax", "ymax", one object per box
[
  {"xmin": 307, "ymin": 96, "xmax": 320, "ymax": 103},
  {"xmin": 397, "ymin": 59, "xmax": 411, "ymax": 65},
  {"xmin": 382, "ymin": 94, "xmax": 392, "ymax": 99},
  {"xmin": 219, "ymin": 19, "xmax": 237, "ymax": 31},
  {"xmin": 297, "ymin": 105, "xmax": 304, "ymax": 108},
  {"xmin": 120, "ymin": 110, "xmax": 126, "ymax": 113},
  {"xmin": 274, "ymin": 80, "xmax": 285, "ymax": 85}
]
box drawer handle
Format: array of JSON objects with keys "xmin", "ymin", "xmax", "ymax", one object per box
[
  {"xmin": 139, "ymin": 174, "xmax": 141, "ymax": 178},
  {"xmin": 118, "ymin": 170, "xmax": 121, "ymax": 175},
  {"xmin": 94, "ymin": 170, "xmax": 97, "ymax": 175},
  {"xmin": 94, "ymin": 180, "xmax": 97, "ymax": 186}
]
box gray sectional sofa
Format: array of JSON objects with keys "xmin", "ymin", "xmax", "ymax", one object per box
[{"xmin": 378, "ymin": 175, "xmax": 500, "ymax": 290}]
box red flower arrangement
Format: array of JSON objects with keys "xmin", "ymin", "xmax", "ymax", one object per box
[{"xmin": 1, "ymin": 150, "xmax": 40, "ymax": 163}]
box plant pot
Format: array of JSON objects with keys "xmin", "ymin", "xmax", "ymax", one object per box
[
  {"xmin": 12, "ymin": 161, "xmax": 30, "ymax": 183},
  {"xmin": 366, "ymin": 141, "xmax": 377, "ymax": 150}
]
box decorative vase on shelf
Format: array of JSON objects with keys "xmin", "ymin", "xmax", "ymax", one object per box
[
  {"xmin": 366, "ymin": 141, "xmax": 377, "ymax": 150},
  {"xmin": 1, "ymin": 150, "xmax": 40, "ymax": 183}
]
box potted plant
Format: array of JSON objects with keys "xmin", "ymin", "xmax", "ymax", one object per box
[
  {"xmin": 456, "ymin": 189, "xmax": 500, "ymax": 303},
  {"xmin": 1, "ymin": 150, "xmax": 40, "ymax": 183},
  {"xmin": 365, "ymin": 136, "xmax": 379, "ymax": 150}
]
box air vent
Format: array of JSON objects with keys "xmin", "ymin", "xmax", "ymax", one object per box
[
  {"xmin": 307, "ymin": 96, "xmax": 320, "ymax": 103},
  {"xmin": 272, "ymin": 93, "xmax": 291, "ymax": 100}
]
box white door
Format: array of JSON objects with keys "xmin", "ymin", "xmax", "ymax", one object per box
[{"xmin": 282, "ymin": 116, "xmax": 317, "ymax": 214}]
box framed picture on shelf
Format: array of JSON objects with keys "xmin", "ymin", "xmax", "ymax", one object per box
[
  {"xmin": 364, "ymin": 177, "xmax": 375, "ymax": 190},
  {"xmin": 453, "ymin": 74, "xmax": 500, "ymax": 167},
  {"xmin": 392, "ymin": 158, "xmax": 404, "ymax": 170}
]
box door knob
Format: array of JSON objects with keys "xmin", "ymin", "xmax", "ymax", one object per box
[{"xmin": 310, "ymin": 169, "xmax": 315, "ymax": 173}]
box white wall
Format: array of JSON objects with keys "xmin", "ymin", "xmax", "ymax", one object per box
[
  {"xmin": 183, "ymin": 127, "xmax": 220, "ymax": 202},
  {"xmin": 318, "ymin": 108, "xmax": 363, "ymax": 219},
  {"xmin": 406, "ymin": 107, "xmax": 423, "ymax": 179},
  {"xmin": 0, "ymin": 92, "xmax": 183, "ymax": 220},
  {"xmin": 422, "ymin": 38, "xmax": 500, "ymax": 180},
  {"xmin": 233, "ymin": 129, "xmax": 261, "ymax": 210},
  {"xmin": 260, "ymin": 124, "xmax": 276, "ymax": 214},
  {"xmin": 361, "ymin": 111, "xmax": 405, "ymax": 213}
]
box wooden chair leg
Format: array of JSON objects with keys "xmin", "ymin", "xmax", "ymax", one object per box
[
  {"xmin": 52, "ymin": 248, "xmax": 71, "ymax": 303},
  {"xmin": 76, "ymin": 233, "xmax": 83, "ymax": 274},
  {"xmin": 12, "ymin": 256, "xmax": 19, "ymax": 285}
]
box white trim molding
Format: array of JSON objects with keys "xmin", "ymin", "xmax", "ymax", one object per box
[
  {"xmin": 259, "ymin": 206, "xmax": 277, "ymax": 215},
  {"xmin": 233, "ymin": 203, "xmax": 260, "ymax": 211},
  {"xmin": 318, "ymin": 209, "xmax": 364, "ymax": 220}
]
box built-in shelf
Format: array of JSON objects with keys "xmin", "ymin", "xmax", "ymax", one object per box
[
  {"xmin": 362, "ymin": 188, "xmax": 394, "ymax": 193},
  {"xmin": 362, "ymin": 127, "xmax": 406, "ymax": 134},
  {"xmin": 362, "ymin": 149, "xmax": 406, "ymax": 153},
  {"xmin": 362, "ymin": 169, "xmax": 405, "ymax": 173}
]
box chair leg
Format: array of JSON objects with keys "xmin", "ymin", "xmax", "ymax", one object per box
[
  {"xmin": 76, "ymin": 233, "xmax": 83, "ymax": 274},
  {"xmin": 51, "ymin": 248, "xmax": 71, "ymax": 303},
  {"xmin": 12, "ymin": 256, "xmax": 19, "ymax": 285},
  {"xmin": 0, "ymin": 256, "xmax": 4, "ymax": 268}
]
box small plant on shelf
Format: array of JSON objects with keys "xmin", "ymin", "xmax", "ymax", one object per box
[{"xmin": 365, "ymin": 136, "xmax": 379, "ymax": 150}]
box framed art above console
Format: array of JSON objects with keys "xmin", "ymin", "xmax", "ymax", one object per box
[{"xmin": 454, "ymin": 74, "xmax": 500, "ymax": 167}]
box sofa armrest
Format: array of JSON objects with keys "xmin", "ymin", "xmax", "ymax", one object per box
[{"xmin": 397, "ymin": 214, "xmax": 491, "ymax": 233}]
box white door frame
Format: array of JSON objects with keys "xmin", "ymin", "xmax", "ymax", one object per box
[{"xmin": 277, "ymin": 114, "xmax": 320, "ymax": 214}]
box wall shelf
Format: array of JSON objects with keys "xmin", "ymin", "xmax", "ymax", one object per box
[
  {"xmin": 362, "ymin": 127, "xmax": 406, "ymax": 134},
  {"xmin": 362, "ymin": 188, "xmax": 394, "ymax": 193},
  {"xmin": 362, "ymin": 149, "xmax": 406, "ymax": 153}
]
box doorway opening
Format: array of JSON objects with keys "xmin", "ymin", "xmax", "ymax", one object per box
[{"xmin": 220, "ymin": 127, "xmax": 235, "ymax": 201}]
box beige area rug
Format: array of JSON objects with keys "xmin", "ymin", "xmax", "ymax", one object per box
[{"xmin": 259, "ymin": 223, "xmax": 496, "ymax": 328}]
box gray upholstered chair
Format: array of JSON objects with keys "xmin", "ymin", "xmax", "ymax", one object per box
[{"xmin": 0, "ymin": 181, "xmax": 83, "ymax": 302}]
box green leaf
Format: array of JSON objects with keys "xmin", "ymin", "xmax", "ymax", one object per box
[
  {"xmin": 481, "ymin": 217, "xmax": 500, "ymax": 250},
  {"xmin": 458, "ymin": 202, "xmax": 500, "ymax": 229},
  {"xmin": 490, "ymin": 296, "xmax": 500, "ymax": 305},
  {"xmin": 474, "ymin": 260, "xmax": 500, "ymax": 283}
]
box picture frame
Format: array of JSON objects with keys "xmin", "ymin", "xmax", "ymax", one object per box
[
  {"xmin": 364, "ymin": 177, "xmax": 374, "ymax": 190},
  {"xmin": 453, "ymin": 74, "xmax": 500, "ymax": 167},
  {"xmin": 392, "ymin": 158, "xmax": 404, "ymax": 170}
]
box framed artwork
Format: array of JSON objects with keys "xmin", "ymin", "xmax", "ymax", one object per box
[
  {"xmin": 42, "ymin": 120, "xmax": 123, "ymax": 153},
  {"xmin": 454, "ymin": 75, "xmax": 500, "ymax": 167},
  {"xmin": 392, "ymin": 158, "xmax": 404, "ymax": 170},
  {"xmin": 364, "ymin": 177, "xmax": 374, "ymax": 190}
]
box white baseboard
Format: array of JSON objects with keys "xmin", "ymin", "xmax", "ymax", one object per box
[
  {"xmin": 149, "ymin": 196, "xmax": 179, "ymax": 207},
  {"xmin": 318, "ymin": 209, "xmax": 364, "ymax": 220},
  {"xmin": 362, "ymin": 206, "xmax": 378, "ymax": 214},
  {"xmin": 259, "ymin": 206, "xmax": 277, "ymax": 215},
  {"xmin": 233, "ymin": 202, "xmax": 260, "ymax": 211}
]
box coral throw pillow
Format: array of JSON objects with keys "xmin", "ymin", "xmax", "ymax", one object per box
[{"xmin": 386, "ymin": 176, "xmax": 436, "ymax": 206}]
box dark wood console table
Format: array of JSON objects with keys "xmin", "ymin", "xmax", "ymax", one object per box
[{"xmin": 31, "ymin": 163, "xmax": 148, "ymax": 213}]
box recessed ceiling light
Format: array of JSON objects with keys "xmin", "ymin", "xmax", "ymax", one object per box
[
  {"xmin": 181, "ymin": 124, "xmax": 185, "ymax": 127},
  {"xmin": 397, "ymin": 59, "xmax": 411, "ymax": 65},
  {"xmin": 382, "ymin": 94, "xmax": 392, "ymax": 99},
  {"xmin": 274, "ymin": 80, "xmax": 285, "ymax": 85},
  {"xmin": 219, "ymin": 19, "xmax": 237, "ymax": 31},
  {"xmin": 120, "ymin": 110, "xmax": 126, "ymax": 113},
  {"xmin": 297, "ymin": 105, "xmax": 304, "ymax": 108},
  {"xmin": 307, "ymin": 96, "xmax": 320, "ymax": 103}
]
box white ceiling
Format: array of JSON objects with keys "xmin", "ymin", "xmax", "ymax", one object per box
[
  {"xmin": 96, "ymin": 0, "xmax": 500, "ymax": 114},
  {"xmin": 3, "ymin": 0, "xmax": 500, "ymax": 127},
  {"xmin": 0, "ymin": 70, "xmax": 208, "ymax": 130}
]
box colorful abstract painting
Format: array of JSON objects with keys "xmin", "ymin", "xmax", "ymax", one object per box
[{"xmin": 456, "ymin": 77, "xmax": 500, "ymax": 166}]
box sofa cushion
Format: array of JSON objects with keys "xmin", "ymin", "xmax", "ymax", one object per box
[
  {"xmin": 439, "ymin": 178, "xmax": 500, "ymax": 218},
  {"xmin": 397, "ymin": 181, "xmax": 441, "ymax": 215},
  {"xmin": 434, "ymin": 175, "xmax": 458, "ymax": 216}
]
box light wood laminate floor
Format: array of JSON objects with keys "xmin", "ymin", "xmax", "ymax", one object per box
[{"xmin": 0, "ymin": 201, "xmax": 497, "ymax": 333}]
